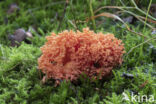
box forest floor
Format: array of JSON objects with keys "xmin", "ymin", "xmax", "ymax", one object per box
[{"xmin": 0, "ymin": 0, "xmax": 156, "ymax": 104}]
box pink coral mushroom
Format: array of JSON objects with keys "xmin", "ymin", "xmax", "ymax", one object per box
[{"xmin": 38, "ymin": 28, "xmax": 125, "ymax": 83}]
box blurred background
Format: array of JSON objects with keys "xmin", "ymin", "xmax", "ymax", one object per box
[{"xmin": 0, "ymin": 0, "xmax": 155, "ymax": 45}]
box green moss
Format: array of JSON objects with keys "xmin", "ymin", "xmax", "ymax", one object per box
[{"xmin": 0, "ymin": 0, "xmax": 155, "ymax": 104}]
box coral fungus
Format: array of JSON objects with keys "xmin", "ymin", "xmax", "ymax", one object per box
[{"xmin": 38, "ymin": 28, "xmax": 125, "ymax": 83}]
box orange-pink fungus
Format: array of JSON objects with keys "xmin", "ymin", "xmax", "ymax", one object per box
[{"xmin": 38, "ymin": 28, "xmax": 125, "ymax": 83}]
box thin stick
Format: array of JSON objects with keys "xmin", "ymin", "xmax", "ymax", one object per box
[
  {"xmin": 94, "ymin": 6, "xmax": 134, "ymax": 14},
  {"xmin": 94, "ymin": 6, "xmax": 156, "ymax": 30},
  {"xmin": 138, "ymin": 16, "xmax": 156, "ymax": 24},
  {"xmin": 127, "ymin": 29, "xmax": 148, "ymax": 39},
  {"xmin": 119, "ymin": 10, "xmax": 156, "ymax": 30},
  {"xmin": 131, "ymin": 0, "xmax": 156, "ymax": 21},
  {"xmin": 117, "ymin": 23, "xmax": 148, "ymax": 40},
  {"xmin": 119, "ymin": 0, "xmax": 126, "ymax": 7},
  {"xmin": 126, "ymin": 36, "xmax": 156, "ymax": 55}
]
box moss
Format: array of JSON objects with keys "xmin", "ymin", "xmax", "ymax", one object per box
[{"xmin": 0, "ymin": 0, "xmax": 155, "ymax": 104}]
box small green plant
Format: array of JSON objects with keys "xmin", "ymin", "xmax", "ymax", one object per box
[{"xmin": 0, "ymin": 0, "xmax": 155, "ymax": 104}]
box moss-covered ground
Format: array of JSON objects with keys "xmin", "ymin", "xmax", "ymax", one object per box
[{"xmin": 0, "ymin": 0, "xmax": 156, "ymax": 104}]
